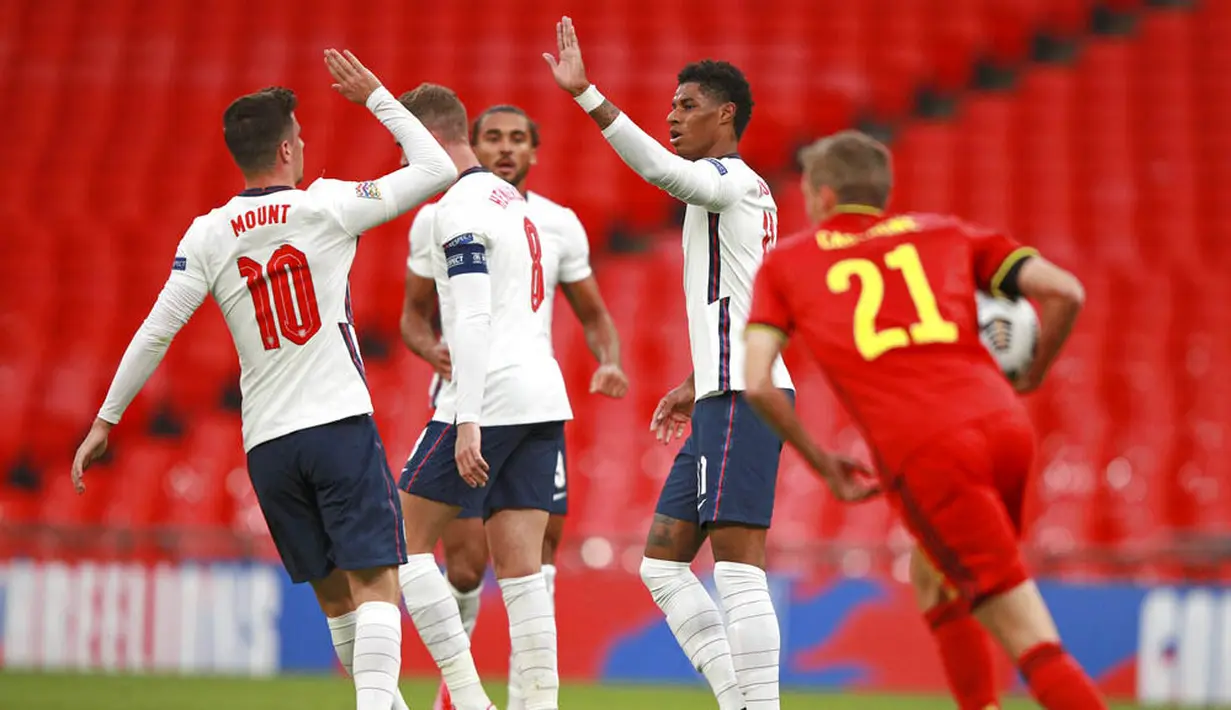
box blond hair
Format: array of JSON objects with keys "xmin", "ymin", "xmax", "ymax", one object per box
[
  {"xmin": 397, "ymin": 83, "xmax": 468, "ymax": 143},
  {"xmin": 799, "ymin": 130, "xmax": 893, "ymax": 208}
]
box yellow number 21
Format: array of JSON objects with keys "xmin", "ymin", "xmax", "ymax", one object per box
[{"xmin": 825, "ymin": 243, "xmax": 959, "ymax": 361}]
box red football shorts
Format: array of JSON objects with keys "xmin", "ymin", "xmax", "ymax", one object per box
[{"xmin": 880, "ymin": 408, "xmax": 1036, "ymax": 609}]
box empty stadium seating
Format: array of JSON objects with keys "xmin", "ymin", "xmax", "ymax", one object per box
[{"xmin": 0, "ymin": 0, "xmax": 1225, "ymax": 580}]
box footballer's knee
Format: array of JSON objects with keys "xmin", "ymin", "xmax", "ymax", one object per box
[
  {"xmin": 972, "ymin": 579, "xmax": 1061, "ymax": 659},
  {"xmin": 909, "ymin": 546, "xmax": 949, "ymax": 611},
  {"xmin": 345, "ymin": 565, "xmax": 403, "ymax": 607},
  {"xmin": 542, "ymin": 514, "xmax": 565, "ymax": 565},
  {"xmin": 443, "ymin": 517, "xmax": 488, "ymax": 592},
  {"xmin": 643, "ymin": 513, "xmax": 705, "ymax": 563},
  {"xmin": 707, "ymin": 523, "xmax": 767, "ymax": 568}
]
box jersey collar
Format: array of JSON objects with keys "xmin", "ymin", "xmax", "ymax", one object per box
[
  {"xmin": 457, "ymin": 166, "xmax": 490, "ymax": 181},
  {"xmin": 832, "ymin": 204, "xmax": 883, "ymax": 217},
  {"xmin": 238, "ymin": 185, "xmax": 294, "ymax": 197}
]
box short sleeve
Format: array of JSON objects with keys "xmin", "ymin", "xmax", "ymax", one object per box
[
  {"xmin": 967, "ymin": 222, "xmax": 1039, "ymax": 299},
  {"xmin": 407, "ymin": 204, "xmax": 437, "ymax": 278},
  {"xmin": 556, "ymin": 208, "xmax": 593, "ymax": 283},
  {"xmin": 307, "ymin": 177, "xmax": 399, "ymax": 238},
  {"xmin": 748, "ymin": 254, "xmax": 793, "ymax": 338}
]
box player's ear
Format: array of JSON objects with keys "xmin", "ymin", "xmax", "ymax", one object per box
[{"xmin": 719, "ymin": 101, "xmax": 736, "ymax": 126}]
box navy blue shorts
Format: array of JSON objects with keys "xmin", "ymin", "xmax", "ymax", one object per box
[
  {"xmin": 654, "ymin": 390, "xmax": 793, "ymax": 528},
  {"xmin": 399, "ymin": 420, "xmax": 564, "ymax": 518},
  {"xmin": 454, "ymin": 430, "xmax": 568, "ymax": 519},
  {"xmin": 246, "ymin": 415, "xmax": 407, "ymax": 584}
]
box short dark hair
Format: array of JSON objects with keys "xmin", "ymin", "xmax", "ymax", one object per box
[
  {"xmin": 222, "ymin": 87, "xmax": 297, "ymax": 174},
  {"xmin": 677, "ymin": 60, "xmax": 754, "ymax": 138},
  {"xmin": 799, "ymin": 130, "xmax": 894, "ymax": 208},
  {"xmin": 398, "ymin": 83, "xmax": 469, "ymax": 143},
  {"xmin": 470, "ymin": 105, "xmax": 540, "ymax": 147}
]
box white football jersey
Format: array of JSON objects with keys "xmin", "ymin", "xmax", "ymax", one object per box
[
  {"xmin": 170, "ymin": 180, "xmax": 390, "ymax": 450},
  {"xmin": 416, "ymin": 169, "xmax": 572, "ymax": 426},
  {"xmin": 409, "ymin": 189, "xmax": 591, "ymax": 410},
  {"xmin": 681, "ymin": 156, "xmax": 794, "ymax": 399}
]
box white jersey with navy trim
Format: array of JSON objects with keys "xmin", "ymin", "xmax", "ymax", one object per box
[
  {"xmin": 422, "ymin": 170, "xmax": 572, "ymax": 426},
  {"xmin": 598, "ymin": 112, "xmax": 793, "ymax": 400},
  {"xmin": 408, "ymin": 189, "xmax": 592, "ymax": 411},
  {"xmin": 173, "ymin": 182, "xmax": 394, "ymax": 450}
]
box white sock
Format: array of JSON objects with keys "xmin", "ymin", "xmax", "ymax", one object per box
[
  {"xmin": 328, "ymin": 612, "xmax": 411, "ymax": 710},
  {"xmin": 714, "ymin": 561, "xmax": 780, "ymax": 710},
  {"xmin": 353, "ymin": 601, "xmax": 403, "ymax": 710},
  {"xmin": 541, "ymin": 563, "xmax": 558, "ymax": 602},
  {"xmin": 500, "ymin": 573, "xmax": 559, "ymax": 710},
  {"xmin": 448, "ymin": 578, "xmax": 484, "ymax": 638},
  {"xmin": 400, "ymin": 555, "xmax": 493, "ymax": 710},
  {"xmin": 640, "ymin": 557, "xmax": 745, "ymax": 710}
]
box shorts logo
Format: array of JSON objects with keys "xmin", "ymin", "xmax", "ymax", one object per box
[
  {"xmin": 354, "ymin": 181, "xmax": 383, "ymax": 200},
  {"xmin": 172, "ymin": 256, "xmax": 187, "ymax": 272}
]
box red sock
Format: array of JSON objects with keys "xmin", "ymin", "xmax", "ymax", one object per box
[
  {"xmin": 1018, "ymin": 642, "xmax": 1108, "ymax": 709},
  {"xmin": 925, "ymin": 598, "xmax": 1000, "ymax": 710}
]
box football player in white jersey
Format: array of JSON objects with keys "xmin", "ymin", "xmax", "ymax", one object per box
[
  {"xmin": 401, "ymin": 104, "xmax": 628, "ymax": 710},
  {"xmin": 68, "ymin": 51, "xmax": 470, "ymax": 710},
  {"xmin": 546, "ymin": 18, "xmax": 794, "ymax": 710},
  {"xmin": 393, "ymin": 85, "xmax": 573, "ymax": 710}
]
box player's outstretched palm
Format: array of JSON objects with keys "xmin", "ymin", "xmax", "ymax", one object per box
[
  {"xmin": 543, "ymin": 16, "xmax": 590, "ymax": 96},
  {"xmin": 324, "ymin": 49, "xmax": 382, "ymax": 105},
  {"xmin": 815, "ymin": 454, "xmax": 881, "ymax": 503},
  {"xmin": 71, "ymin": 419, "xmax": 112, "ymax": 494}
]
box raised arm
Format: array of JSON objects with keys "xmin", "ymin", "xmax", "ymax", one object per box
[
  {"xmin": 322, "ymin": 49, "xmax": 458, "ymax": 235},
  {"xmin": 543, "ymin": 17, "xmax": 740, "ymax": 211},
  {"xmin": 73, "ymin": 239, "xmax": 208, "ymax": 491}
]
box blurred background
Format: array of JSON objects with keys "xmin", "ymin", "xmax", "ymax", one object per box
[{"xmin": 0, "ymin": 0, "xmax": 1228, "ymax": 707}]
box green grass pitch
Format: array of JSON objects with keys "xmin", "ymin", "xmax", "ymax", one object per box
[{"xmin": 0, "ymin": 672, "xmax": 1147, "ymax": 709}]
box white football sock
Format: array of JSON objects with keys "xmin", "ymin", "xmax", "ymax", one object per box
[
  {"xmin": 500, "ymin": 573, "xmax": 559, "ymax": 710},
  {"xmin": 541, "ymin": 563, "xmax": 558, "ymax": 602},
  {"xmin": 353, "ymin": 601, "xmax": 403, "ymax": 710},
  {"xmin": 640, "ymin": 557, "xmax": 745, "ymax": 710},
  {"xmin": 714, "ymin": 561, "xmax": 780, "ymax": 710},
  {"xmin": 400, "ymin": 555, "xmax": 493, "ymax": 710},
  {"xmin": 328, "ymin": 612, "xmax": 411, "ymax": 710},
  {"xmin": 448, "ymin": 578, "xmax": 484, "ymax": 638}
]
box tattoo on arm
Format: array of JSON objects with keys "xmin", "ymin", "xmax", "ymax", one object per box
[{"xmin": 588, "ymin": 100, "xmax": 622, "ymax": 131}]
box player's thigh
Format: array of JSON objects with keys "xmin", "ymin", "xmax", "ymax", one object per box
[
  {"xmin": 647, "ymin": 434, "xmax": 706, "ymax": 562},
  {"xmin": 308, "ymin": 415, "xmax": 408, "ymax": 575},
  {"xmin": 985, "ymin": 409, "xmax": 1037, "ymax": 536},
  {"xmin": 246, "ymin": 432, "xmax": 333, "ymax": 584},
  {"xmin": 694, "ymin": 391, "xmax": 791, "ymax": 530},
  {"xmin": 971, "ymin": 579, "xmax": 1061, "ymax": 658},
  {"xmin": 442, "ymin": 516, "xmax": 489, "ymax": 592},
  {"xmin": 887, "ymin": 427, "xmax": 1029, "ymax": 609}
]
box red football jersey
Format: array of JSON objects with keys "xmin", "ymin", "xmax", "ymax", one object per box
[{"xmin": 748, "ymin": 208, "xmax": 1038, "ymax": 471}]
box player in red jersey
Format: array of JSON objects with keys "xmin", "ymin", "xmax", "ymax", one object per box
[{"xmin": 743, "ymin": 131, "xmax": 1103, "ymax": 710}]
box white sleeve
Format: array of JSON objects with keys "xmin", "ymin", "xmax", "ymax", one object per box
[
  {"xmin": 439, "ymin": 223, "xmax": 494, "ymax": 424},
  {"xmin": 407, "ymin": 204, "xmax": 436, "ymax": 278},
  {"xmin": 601, "ymin": 112, "xmax": 746, "ymax": 212},
  {"xmin": 313, "ymin": 87, "xmax": 458, "ymax": 237},
  {"xmin": 557, "ymin": 208, "xmax": 593, "ymax": 283},
  {"xmin": 97, "ymin": 235, "xmax": 209, "ymax": 424}
]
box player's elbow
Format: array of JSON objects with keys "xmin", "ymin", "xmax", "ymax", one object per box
[
  {"xmin": 1019, "ymin": 259, "xmax": 1084, "ymax": 310},
  {"xmin": 743, "ymin": 374, "xmax": 777, "ymax": 408}
]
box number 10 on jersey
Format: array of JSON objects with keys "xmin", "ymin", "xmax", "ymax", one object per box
[{"xmin": 238, "ymin": 244, "xmax": 323, "ymax": 351}]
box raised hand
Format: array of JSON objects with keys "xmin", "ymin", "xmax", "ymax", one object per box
[
  {"xmin": 324, "ymin": 49, "xmax": 383, "ymax": 105},
  {"xmin": 542, "ymin": 16, "xmax": 590, "ymax": 96}
]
